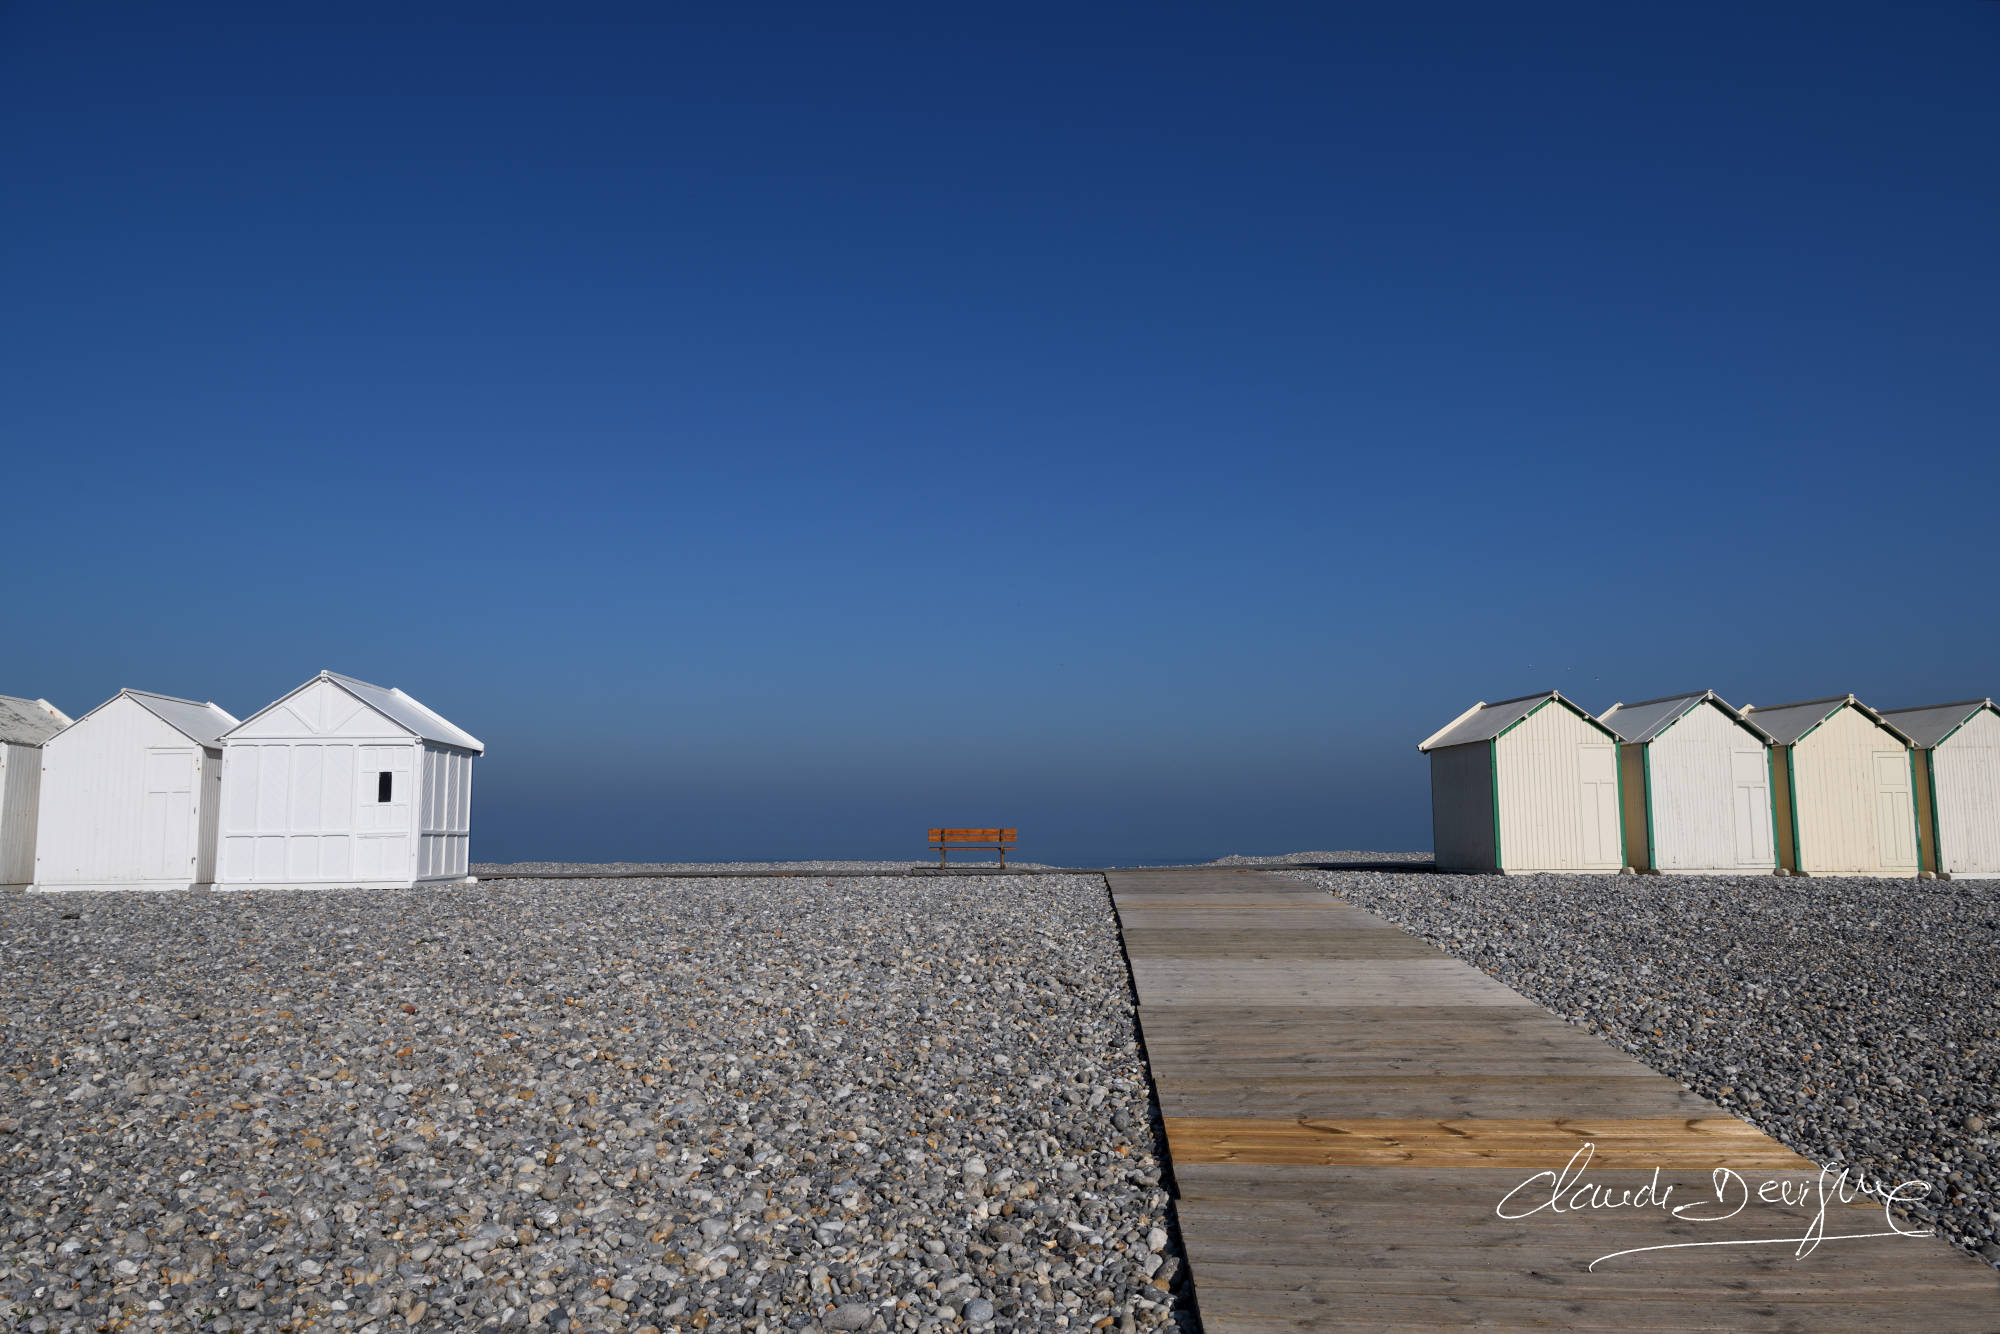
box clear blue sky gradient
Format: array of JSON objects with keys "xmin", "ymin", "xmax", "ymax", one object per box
[{"xmin": 5, "ymin": 4, "xmax": 1996, "ymax": 863}]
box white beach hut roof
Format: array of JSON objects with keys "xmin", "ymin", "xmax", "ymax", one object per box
[
  {"xmin": 228, "ymin": 671, "xmax": 485, "ymax": 754},
  {"xmin": 1418, "ymin": 690, "xmax": 1616, "ymax": 752},
  {"xmin": 1739, "ymin": 694, "xmax": 1912, "ymax": 747},
  {"xmin": 1877, "ymin": 699, "xmax": 1998, "ymax": 749},
  {"xmin": 0, "ymin": 695, "xmax": 71, "ymax": 746},
  {"xmin": 62, "ymin": 689, "xmax": 240, "ymax": 747},
  {"xmin": 1599, "ymin": 690, "xmax": 1771, "ymax": 745}
]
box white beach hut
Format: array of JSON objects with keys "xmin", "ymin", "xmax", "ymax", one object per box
[
  {"xmin": 32, "ymin": 690, "xmax": 239, "ymax": 892},
  {"xmin": 1598, "ymin": 691, "xmax": 1776, "ymax": 875},
  {"xmin": 1879, "ymin": 699, "xmax": 2000, "ymax": 880},
  {"xmin": 217, "ymin": 671, "xmax": 483, "ymax": 890},
  {"xmin": 0, "ymin": 695, "xmax": 72, "ymax": 891},
  {"xmin": 1739, "ymin": 695, "xmax": 1918, "ymax": 878},
  {"xmin": 1419, "ymin": 691, "xmax": 1625, "ymax": 874}
]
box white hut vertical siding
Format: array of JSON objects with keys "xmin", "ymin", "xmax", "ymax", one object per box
[
  {"xmin": 1495, "ymin": 701, "xmax": 1622, "ymax": 872},
  {"xmin": 1420, "ymin": 692, "xmax": 1623, "ymax": 874},
  {"xmin": 0, "ymin": 696, "xmax": 72, "ymax": 889},
  {"xmin": 31, "ymin": 691, "xmax": 237, "ymax": 892},
  {"xmin": 1599, "ymin": 692, "xmax": 1775, "ymax": 875},
  {"xmin": 418, "ymin": 742, "xmax": 475, "ymax": 880},
  {"xmin": 1742, "ymin": 696, "xmax": 1918, "ymax": 878},
  {"xmin": 217, "ymin": 671, "xmax": 482, "ymax": 890},
  {"xmin": 1882, "ymin": 700, "xmax": 2000, "ymax": 880}
]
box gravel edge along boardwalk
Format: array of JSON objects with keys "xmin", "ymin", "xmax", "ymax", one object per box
[
  {"xmin": 0, "ymin": 875, "xmax": 1195, "ymax": 1334},
  {"xmin": 1286, "ymin": 867, "xmax": 2000, "ymax": 1269}
]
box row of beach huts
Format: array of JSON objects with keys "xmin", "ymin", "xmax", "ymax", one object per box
[
  {"xmin": 1421, "ymin": 690, "xmax": 2000, "ymax": 878},
  {"xmin": 0, "ymin": 671, "xmax": 482, "ymax": 892},
  {"xmin": 6, "ymin": 674, "xmax": 1994, "ymax": 889}
]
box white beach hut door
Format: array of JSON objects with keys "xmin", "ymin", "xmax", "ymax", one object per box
[
  {"xmin": 1872, "ymin": 750, "xmax": 1917, "ymax": 869},
  {"xmin": 355, "ymin": 746, "xmax": 412, "ymax": 879},
  {"xmin": 1731, "ymin": 748, "xmax": 1773, "ymax": 865},
  {"xmin": 1578, "ymin": 745, "xmax": 1620, "ymax": 866},
  {"xmin": 142, "ymin": 748, "xmax": 196, "ymax": 879}
]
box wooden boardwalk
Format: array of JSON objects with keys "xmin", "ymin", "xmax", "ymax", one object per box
[{"xmin": 1108, "ymin": 869, "xmax": 2000, "ymax": 1332}]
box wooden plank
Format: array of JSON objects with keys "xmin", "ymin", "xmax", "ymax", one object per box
[
  {"xmin": 1119, "ymin": 928, "xmax": 1442, "ymax": 958},
  {"xmin": 1154, "ymin": 1077, "xmax": 1716, "ymax": 1121},
  {"xmin": 1189, "ymin": 1286, "xmax": 2000, "ymax": 1333},
  {"xmin": 1163, "ymin": 1115, "xmax": 1813, "ymax": 1169},
  {"xmin": 927, "ymin": 828, "xmax": 1016, "ymax": 841},
  {"xmin": 1102, "ymin": 869, "xmax": 2000, "ymax": 1331},
  {"xmin": 1129, "ymin": 958, "xmax": 1535, "ymax": 1008}
]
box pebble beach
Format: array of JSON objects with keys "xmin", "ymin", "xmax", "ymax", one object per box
[
  {"xmin": 6, "ymin": 856, "xmax": 1997, "ymax": 1334},
  {"xmin": 1287, "ymin": 867, "xmax": 2000, "ymax": 1268},
  {"xmin": 0, "ymin": 874, "xmax": 1193, "ymax": 1334}
]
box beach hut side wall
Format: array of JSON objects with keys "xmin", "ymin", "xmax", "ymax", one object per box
[
  {"xmin": 1770, "ymin": 747, "xmax": 1800, "ymax": 872},
  {"xmin": 1494, "ymin": 702, "xmax": 1622, "ymax": 873},
  {"xmin": 33, "ymin": 696, "xmax": 216, "ymax": 891},
  {"xmin": 1933, "ymin": 707, "xmax": 2000, "ymax": 878},
  {"xmin": 1428, "ymin": 741, "xmax": 1498, "ymax": 872},
  {"xmin": 0, "ymin": 743, "xmax": 45, "ymax": 887},
  {"xmin": 417, "ymin": 742, "xmax": 475, "ymax": 881},
  {"xmin": 1646, "ymin": 701, "xmax": 1774, "ymax": 874},
  {"xmin": 1793, "ymin": 707, "xmax": 1918, "ymax": 877},
  {"xmin": 1912, "ymin": 749, "xmax": 1940, "ymax": 877},
  {"xmin": 1616, "ymin": 745, "xmax": 1651, "ymax": 872}
]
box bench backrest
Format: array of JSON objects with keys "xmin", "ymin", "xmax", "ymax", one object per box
[{"xmin": 929, "ymin": 828, "xmax": 1017, "ymax": 843}]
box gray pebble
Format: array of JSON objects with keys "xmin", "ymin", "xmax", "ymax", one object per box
[
  {"xmin": 0, "ymin": 870, "xmax": 1197, "ymax": 1330},
  {"xmin": 826, "ymin": 1301, "xmax": 878, "ymax": 1330}
]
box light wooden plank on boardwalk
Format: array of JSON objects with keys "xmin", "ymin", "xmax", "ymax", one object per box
[
  {"xmin": 1163, "ymin": 1114, "xmax": 1813, "ymax": 1169},
  {"xmin": 1104, "ymin": 868, "xmax": 2000, "ymax": 1331},
  {"xmin": 1189, "ymin": 1287, "xmax": 2000, "ymax": 1334}
]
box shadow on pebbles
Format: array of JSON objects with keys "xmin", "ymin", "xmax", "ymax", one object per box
[{"xmin": 0, "ymin": 876, "xmax": 1198, "ymax": 1334}]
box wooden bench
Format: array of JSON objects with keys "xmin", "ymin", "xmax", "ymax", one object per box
[{"xmin": 928, "ymin": 828, "xmax": 1017, "ymax": 868}]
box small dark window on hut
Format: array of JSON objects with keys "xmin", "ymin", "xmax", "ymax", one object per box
[{"xmin": 377, "ymin": 771, "xmax": 393, "ymax": 803}]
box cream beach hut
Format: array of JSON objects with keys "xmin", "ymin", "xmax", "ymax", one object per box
[
  {"xmin": 216, "ymin": 671, "xmax": 482, "ymax": 890},
  {"xmin": 32, "ymin": 690, "xmax": 239, "ymax": 892},
  {"xmin": 1739, "ymin": 695, "xmax": 1918, "ymax": 878},
  {"xmin": 1419, "ymin": 691, "xmax": 1625, "ymax": 874},
  {"xmin": 0, "ymin": 695, "xmax": 72, "ymax": 891},
  {"xmin": 1879, "ymin": 699, "xmax": 2000, "ymax": 880},
  {"xmin": 1598, "ymin": 691, "xmax": 1776, "ymax": 875}
]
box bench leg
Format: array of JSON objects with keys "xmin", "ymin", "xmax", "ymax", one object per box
[
  {"xmin": 939, "ymin": 848, "xmax": 948, "ymax": 868},
  {"xmin": 999, "ymin": 849, "xmax": 1006, "ymax": 869}
]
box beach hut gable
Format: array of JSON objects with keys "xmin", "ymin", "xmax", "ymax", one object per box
[
  {"xmin": 1880, "ymin": 699, "xmax": 1999, "ymax": 750},
  {"xmin": 227, "ymin": 672, "xmax": 486, "ymax": 751},
  {"xmin": 1599, "ymin": 690, "xmax": 1772, "ymax": 747},
  {"xmin": 64, "ymin": 689, "xmax": 238, "ymax": 748},
  {"xmin": 1418, "ymin": 690, "xmax": 1617, "ymax": 752}
]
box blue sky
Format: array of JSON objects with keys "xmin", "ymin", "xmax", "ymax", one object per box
[{"xmin": 4, "ymin": 3, "xmax": 1996, "ymax": 864}]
